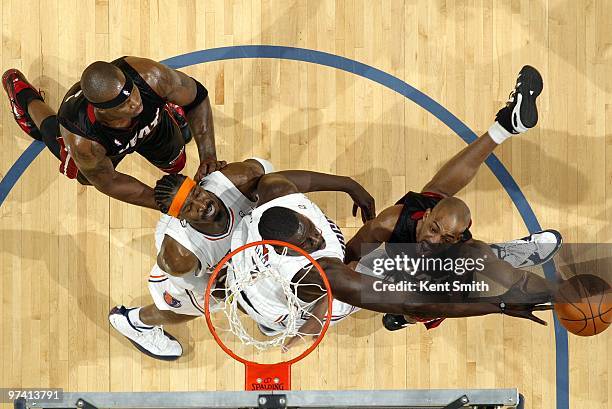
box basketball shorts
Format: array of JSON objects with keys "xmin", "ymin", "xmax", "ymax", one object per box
[{"xmin": 147, "ymin": 264, "xmax": 210, "ymax": 317}]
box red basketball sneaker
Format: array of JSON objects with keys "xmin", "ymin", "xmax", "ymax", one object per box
[{"xmin": 2, "ymin": 69, "xmax": 44, "ymax": 140}]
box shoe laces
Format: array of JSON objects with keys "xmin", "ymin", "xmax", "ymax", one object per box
[
  {"xmin": 498, "ymin": 240, "xmax": 537, "ymax": 262},
  {"xmin": 139, "ymin": 326, "xmax": 169, "ymax": 350},
  {"xmin": 506, "ymin": 82, "xmax": 521, "ymax": 105},
  {"xmin": 505, "ymin": 72, "xmax": 523, "ymax": 106}
]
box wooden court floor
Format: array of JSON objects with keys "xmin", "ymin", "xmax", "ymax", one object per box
[{"xmin": 1, "ymin": 1, "xmax": 611, "ymax": 408}]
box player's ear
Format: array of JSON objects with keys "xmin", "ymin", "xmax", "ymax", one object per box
[{"xmin": 423, "ymin": 208, "xmax": 431, "ymax": 220}]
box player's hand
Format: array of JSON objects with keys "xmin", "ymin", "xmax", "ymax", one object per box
[
  {"xmin": 194, "ymin": 158, "xmax": 227, "ymax": 181},
  {"xmin": 501, "ymin": 303, "xmax": 553, "ymax": 325},
  {"xmin": 282, "ymin": 334, "xmax": 302, "ymax": 352},
  {"xmin": 283, "ymin": 334, "xmax": 319, "ymax": 352},
  {"xmin": 503, "ymin": 275, "xmax": 553, "ymax": 305},
  {"xmin": 348, "ymin": 180, "xmax": 376, "ymax": 223}
]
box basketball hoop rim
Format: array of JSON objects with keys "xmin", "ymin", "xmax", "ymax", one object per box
[{"xmin": 204, "ymin": 239, "xmax": 334, "ymax": 367}]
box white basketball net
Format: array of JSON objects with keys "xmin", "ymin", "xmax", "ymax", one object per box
[{"xmin": 210, "ymin": 245, "xmax": 329, "ymax": 351}]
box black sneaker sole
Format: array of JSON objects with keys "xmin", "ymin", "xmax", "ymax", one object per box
[
  {"xmin": 516, "ymin": 65, "xmax": 543, "ymax": 129},
  {"xmin": 382, "ymin": 314, "xmax": 412, "ymax": 331}
]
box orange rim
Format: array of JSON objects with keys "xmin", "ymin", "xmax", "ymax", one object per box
[{"xmin": 204, "ymin": 239, "xmax": 333, "ymax": 366}]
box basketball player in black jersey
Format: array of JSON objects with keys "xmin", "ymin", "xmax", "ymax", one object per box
[
  {"xmin": 2, "ymin": 57, "xmax": 224, "ymax": 209},
  {"xmin": 251, "ymin": 173, "xmax": 556, "ymax": 341},
  {"xmin": 342, "ymin": 65, "xmax": 563, "ymax": 330}
]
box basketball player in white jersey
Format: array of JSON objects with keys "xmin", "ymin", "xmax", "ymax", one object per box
[
  {"xmin": 227, "ymin": 172, "xmax": 361, "ymax": 336},
  {"xmin": 229, "ymin": 172, "xmax": 556, "ymax": 347},
  {"xmin": 109, "ymin": 164, "xmax": 376, "ymax": 360}
]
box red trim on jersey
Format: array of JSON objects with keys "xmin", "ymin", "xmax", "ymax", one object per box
[
  {"xmin": 412, "ymin": 191, "xmax": 472, "ymax": 228},
  {"xmin": 158, "ymin": 149, "xmax": 187, "ymax": 174},
  {"xmin": 412, "ymin": 316, "xmax": 445, "ymax": 329},
  {"xmin": 410, "ymin": 210, "xmax": 426, "ymax": 221},
  {"xmin": 86, "ymin": 103, "xmax": 96, "ymax": 123},
  {"xmin": 421, "ymin": 191, "xmax": 445, "ymax": 199}
]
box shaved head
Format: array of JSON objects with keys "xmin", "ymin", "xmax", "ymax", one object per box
[
  {"xmin": 416, "ymin": 196, "xmax": 472, "ymax": 244},
  {"xmin": 432, "ymin": 197, "xmax": 471, "ymax": 230},
  {"xmin": 80, "ymin": 61, "xmax": 126, "ymax": 103}
]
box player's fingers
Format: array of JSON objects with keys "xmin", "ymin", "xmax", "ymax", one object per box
[
  {"xmin": 528, "ymin": 313, "xmax": 548, "ymax": 326},
  {"xmin": 532, "ymin": 304, "xmax": 554, "ymax": 311},
  {"xmin": 366, "ymin": 203, "xmax": 376, "ymax": 219},
  {"xmin": 362, "ymin": 206, "xmax": 373, "ymax": 223},
  {"xmin": 282, "ymin": 336, "xmax": 298, "ymax": 352}
]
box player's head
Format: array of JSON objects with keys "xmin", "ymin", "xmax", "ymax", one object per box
[
  {"xmin": 416, "ymin": 197, "xmax": 471, "ymax": 247},
  {"xmin": 154, "ymin": 174, "xmax": 223, "ymax": 223},
  {"xmin": 258, "ymin": 207, "xmax": 325, "ymax": 254},
  {"xmin": 81, "ymin": 61, "xmax": 143, "ymax": 118}
]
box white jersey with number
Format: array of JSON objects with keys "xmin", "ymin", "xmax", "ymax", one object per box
[
  {"xmin": 228, "ymin": 193, "xmax": 357, "ymax": 333},
  {"xmin": 148, "ymin": 171, "xmax": 257, "ymax": 316}
]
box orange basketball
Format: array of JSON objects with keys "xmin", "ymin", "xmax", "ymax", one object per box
[{"xmin": 554, "ymin": 274, "xmax": 611, "ymax": 336}]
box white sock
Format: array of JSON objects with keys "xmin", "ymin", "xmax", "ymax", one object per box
[
  {"xmin": 127, "ymin": 307, "xmax": 153, "ymax": 330},
  {"xmin": 488, "ymin": 122, "xmax": 512, "ymax": 144}
]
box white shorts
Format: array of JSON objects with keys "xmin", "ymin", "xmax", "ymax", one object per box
[
  {"xmin": 148, "ymin": 264, "xmax": 206, "ymax": 316},
  {"xmin": 329, "ymin": 300, "xmax": 360, "ymax": 325}
]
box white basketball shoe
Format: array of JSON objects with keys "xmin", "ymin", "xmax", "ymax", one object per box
[
  {"xmin": 109, "ymin": 306, "xmax": 182, "ymax": 361},
  {"xmin": 490, "ymin": 229, "xmax": 563, "ymax": 269}
]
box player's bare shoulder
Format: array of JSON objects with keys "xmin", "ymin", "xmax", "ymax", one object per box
[
  {"xmin": 219, "ymin": 160, "xmax": 267, "ymax": 201},
  {"xmin": 158, "ymin": 235, "xmax": 199, "ymax": 276},
  {"xmin": 122, "ymin": 56, "xmax": 168, "ymax": 95},
  {"xmin": 60, "ymin": 125, "xmax": 107, "ymax": 163}
]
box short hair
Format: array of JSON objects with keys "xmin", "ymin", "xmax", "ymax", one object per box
[
  {"xmin": 154, "ymin": 174, "xmax": 188, "ymax": 213},
  {"xmin": 80, "ymin": 61, "xmax": 125, "ymax": 103},
  {"xmin": 259, "ymin": 207, "xmax": 300, "ymax": 241}
]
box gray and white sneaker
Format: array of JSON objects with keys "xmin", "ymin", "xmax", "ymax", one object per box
[
  {"xmin": 490, "ymin": 229, "xmax": 563, "ymax": 269},
  {"xmin": 109, "ymin": 306, "xmax": 182, "ymax": 361}
]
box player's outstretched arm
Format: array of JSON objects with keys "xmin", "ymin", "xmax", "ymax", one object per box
[
  {"xmin": 313, "ymin": 258, "xmax": 552, "ymax": 325},
  {"xmin": 127, "ymin": 57, "xmax": 224, "ymax": 180},
  {"xmin": 283, "ymin": 297, "xmax": 328, "ymax": 351},
  {"xmin": 344, "ymin": 205, "xmax": 402, "ymax": 263},
  {"xmin": 265, "ymin": 170, "xmax": 376, "ymax": 222},
  {"xmin": 61, "ymin": 127, "xmax": 159, "ymax": 209}
]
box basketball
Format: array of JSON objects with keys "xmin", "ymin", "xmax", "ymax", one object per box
[{"xmin": 554, "ymin": 274, "xmax": 612, "ymax": 336}]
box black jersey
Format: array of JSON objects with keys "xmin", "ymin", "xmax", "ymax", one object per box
[
  {"xmin": 57, "ymin": 57, "xmax": 182, "ymax": 158},
  {"xmin": 388, "ymin": 191, "xmax": 472, "ymax": 244}
]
